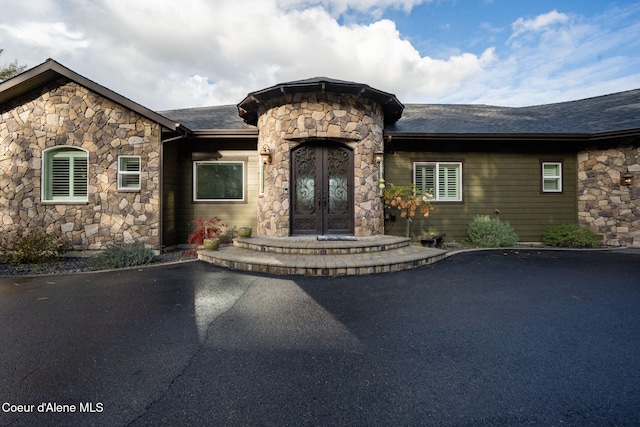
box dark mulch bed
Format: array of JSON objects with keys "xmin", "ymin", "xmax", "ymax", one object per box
[{"xmin": 0, "ymin": 250, "xmax": 198, "ymax": 276}]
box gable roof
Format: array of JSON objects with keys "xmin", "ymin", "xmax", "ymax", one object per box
[{"xmin": 0, "ymin": 58, "xmax": 189, "ymax": 134}]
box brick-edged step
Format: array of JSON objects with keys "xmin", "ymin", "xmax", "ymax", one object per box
[
  {"xmin": 198, "ymin": 244, "xmax": 447, "ymax": 276},
  {"xmin": 233, "ymin": 235, "xmax": 411, "ymax": 255}
]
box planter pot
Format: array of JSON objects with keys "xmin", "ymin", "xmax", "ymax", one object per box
[
  {"xmin": 203, "ymin": 238, "xmax": 220, "ymax": 250},
  {"xmin": 237, "ymin": 227, "xmax": 252, "ymax": 238}
]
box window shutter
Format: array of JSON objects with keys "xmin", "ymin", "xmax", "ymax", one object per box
[
  {"xmin": 542, "ymin": 163, "xmax": 561, "ymax": 192},
  {"xmin": 439, "ymin": 164, "xmax": 460, "ymax": 201},
  {"xmin": 52, "ymin": 157, "xmax": 71, "ymax": 197},
  {"xmin": 73, "ymin": 157, "xmax": 88, "ymax": 197},
  {"xmin": 543, "ymin": 163, "xmax": 559, "ymax": 177},
  {"xmin": 414, "ymin": 162, "xmax": 462, "ymax": 201},
  {"xmin": 415, "ymin": 164, "xmax": 435, "ymax": 195}
]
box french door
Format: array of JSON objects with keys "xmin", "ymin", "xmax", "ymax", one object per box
[{"xmin": 290, "ymin": 142, "xmax": 354, "ymax": 235}]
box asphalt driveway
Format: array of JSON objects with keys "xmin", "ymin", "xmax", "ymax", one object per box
[{"xmin": 1, "ymin": 249, "xmax": 639, "ymax": 426}]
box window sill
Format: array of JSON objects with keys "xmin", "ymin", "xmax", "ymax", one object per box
[{"xmin": 41, "ymin": 201, "xmax": 89, "ymax": 205}]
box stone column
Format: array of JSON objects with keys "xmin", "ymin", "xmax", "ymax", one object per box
[{"xmin": 577, "ymin": 144, "xmax": 640, "ymax": 247}]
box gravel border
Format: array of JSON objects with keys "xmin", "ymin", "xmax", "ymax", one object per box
[{"xmin": 0, "ymin": 250, "xmax": 198, "ymax": 276}]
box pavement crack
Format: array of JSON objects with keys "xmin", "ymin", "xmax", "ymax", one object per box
[{"xmin": 126, "ymin": 276, "xmax": 256, "ymax": 426}]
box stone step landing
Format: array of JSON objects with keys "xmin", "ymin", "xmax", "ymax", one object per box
[
  {"xmin": 198, "ymin": 235, "xmax": 447, "ymax": 276},
  {"xmin": 233, "ymin": 235, "xmax": 411, "ymax": 254}
]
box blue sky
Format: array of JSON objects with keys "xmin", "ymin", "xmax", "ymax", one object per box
[{"xmin": 1, "ymin": 0, "xmax": 639, "ymax": 110}]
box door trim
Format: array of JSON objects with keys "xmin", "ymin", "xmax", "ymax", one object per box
[{"xmin": 290, "ymin": 141, "xmax": 354, "ymax": 236}]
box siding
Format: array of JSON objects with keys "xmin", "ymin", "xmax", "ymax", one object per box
[
  {"xmin": 162, "ymin": 140, "xmax": 180, "ymax": 247},
  {"xmin": 174, "ymin": 148, "xmax": 258, "ymax": 245},
  {"xmin": 384, "ymin": 151, "xmax": 577, "ymax": 242}
]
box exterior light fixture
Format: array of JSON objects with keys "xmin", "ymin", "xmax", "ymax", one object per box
[
  {"xmin": 622, "ymin": 170, "xmax": 634, "ymax": 186},
  {"xmin": 260, "ymin": 144, "xmax": 271, "ymax": 164},
  {"xmin": 374, "ymin": 149, "xmax": 384, "ymax": 164}
]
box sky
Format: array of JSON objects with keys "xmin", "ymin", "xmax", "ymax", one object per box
[{"xmin": 1, "ymin": 0, "xmax": 640, "ymax": 111}]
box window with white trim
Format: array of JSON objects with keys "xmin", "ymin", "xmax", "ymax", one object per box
[
  {"xmin": 118, "ymin": 156, "xmax": 141, "ymax": 191},
  {"xmin": 194, "ymin": 161, "xmax": 245, "ymax": 201},
  {"xmin": 43, "ymin": 147, "xmax": 88, "ymax": 202},
  {"xmin": 542, "ymin": 162, "xmax": 562, "ymax": 192},
  {"xmin": 414, "ymin": 162, "xmax": 462, "ymax": 202}
]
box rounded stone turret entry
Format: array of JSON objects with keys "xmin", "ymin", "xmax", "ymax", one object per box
[{"xmin": 237, "ymin": 77, "xmax": 404, "ymax": 237}]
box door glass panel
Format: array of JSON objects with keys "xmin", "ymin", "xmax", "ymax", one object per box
[
  {"xmin": 327, "ymin": 147, "xmax": 349, "ymax": 215},
  {"xmin": 293, "ymin": 145, "xmax": 316, "ymax": 215}
]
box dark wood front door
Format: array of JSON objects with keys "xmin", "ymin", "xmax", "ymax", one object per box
[{"xmin": 291, "ymin": 142, "xmax": 354, "ymax": 235}]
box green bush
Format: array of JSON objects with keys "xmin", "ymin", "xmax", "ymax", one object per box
[
  {"xmin": 466, "ymin": 215, "xmax": 519, "ymax": 248},
  {"xmin": 0, "ymin": 228, "xmax": 70, "ymax": 265},
  {"xmin": 542, "ymin": 224, "xmax": 601, "ymax": 248},
  {"xmin": 95, "ymin": 244, "xmax": 157, "ymax": 269}
]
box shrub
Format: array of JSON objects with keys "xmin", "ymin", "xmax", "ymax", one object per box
[
  {"xmin": 466, "ymin": 215, "xmax": 519, "ymax": 248},
  {"xmin": 0, "ymin": 228, "xmax": 70, "ymax": 265},
  {"xmin": 95, "ymin": 244, "xmax": 157, "ymax": 269},
  {"xmin": 187, "ymin": 217, "xmax": 226, "ymax": 252},
  {"xmin": 542, "ymin": 224, "xmax": 601, "ymax": 248}
]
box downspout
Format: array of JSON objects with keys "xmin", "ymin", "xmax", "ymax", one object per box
[{"xmin": 159, "ymin": 124, "xmax": 189, "ymax": 251}]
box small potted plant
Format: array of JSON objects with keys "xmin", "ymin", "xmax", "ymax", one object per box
[
  {"xmin": 203, "ymin": 237, "xmax": 220, "ymax": 250},
  {"xmin": 187, "ymin": 217, "xmax": 226, "ymax": 253},
  {"xmin": 237, "ymin": 226, "xmax": 252, "ymax": 238}
]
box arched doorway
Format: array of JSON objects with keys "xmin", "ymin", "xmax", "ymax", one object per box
[{"xmin": 290, "ymin": 141, "xmax": 354, "ymax": 235}]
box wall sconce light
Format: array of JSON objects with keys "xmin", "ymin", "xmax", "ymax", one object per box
[
  {"xmin": 622, "ymin": 170, "xmax": 634, "ymax": 186},
  {"xmin": 374, "ymin": 149, "xmax": 384, "ymax": 164},
  {"xmin": 260, "ymin": 144, "xmax": 272, "ymax": 164}
]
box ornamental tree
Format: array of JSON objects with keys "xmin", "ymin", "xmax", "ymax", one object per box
[{"xmin": 382, "ymin": 181, "xmax": 435, "ymax": 238}]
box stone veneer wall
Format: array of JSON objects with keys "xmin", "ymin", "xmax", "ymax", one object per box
[
  {"xmin": 578, "ymin": 143, "xmax": 640, "ymax": 247},
  {"xmin": 256, "ymin": 92, "xmax": 384, "ymax": 237},
  {"xmin": 0, "ymin": 78, "xmax": 162, "ymax": 250}
]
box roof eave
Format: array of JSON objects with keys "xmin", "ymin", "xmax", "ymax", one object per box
[
  {"xmin": 237, "ymin": 78, "xmax": 404, "ymax": 126},
  {"xmin": 190, "ymin": 129, "xmax": 259, "ymax": 138},
  {"xmin": 383, "ymin": 131, "xmax": 593, "ymax": 142}
]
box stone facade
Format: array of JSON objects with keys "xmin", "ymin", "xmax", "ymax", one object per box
[
  {"xmin": 256, "ymin": 92, "xmax": 384, "ymax": 237},
  {"xmin": 0, "ymin": 78, "xmax": 162, "ymax": 249},
  {"xmin": 578, "ymin": 142, "xmax": 640, "ymax": 247}
]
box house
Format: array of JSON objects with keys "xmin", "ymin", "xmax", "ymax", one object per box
[{"xmin": 1, "ymin": 59, "xmax": 639, "ymax": 251}]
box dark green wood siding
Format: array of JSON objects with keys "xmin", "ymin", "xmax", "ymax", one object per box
[
  {"xmin": 175, "ymin": 148, "xmax": 258, "ymax": 245},
  {"xmin": 161, "ymin": 140, "xmax": 180, "ymax": 247},
  {"xmin": 384, "ymin": 150, "xmax": 577, "ymax": 242}
]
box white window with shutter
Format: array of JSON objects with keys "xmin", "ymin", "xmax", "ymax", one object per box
[
  {"xmin": 42, "ymin": 147, "xmax": 88, "ymax": 202},
  {"xmin": 414, "ymin": 162, "xmax": 462, "ymax": 202},
  {"xmin": 118, "ymin": 156, "xmax": 141, "ymax": 191},
  {"xmin": 542, "ymin": 162, "xmax": 562, "ymax": 193}
]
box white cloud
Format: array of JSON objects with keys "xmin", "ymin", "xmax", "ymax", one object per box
[
  {"xmin": 510, "ymin": 10, "xmax": 569, "ymax": 39},
  {"xmin": 276, "ymin": 0, "xmax": 429, "ymax": 17},
  {"xmin": 0, "ymin": 1, "xmax": 639, "ymax": 110},
  {"xmin": 0, "ymin": 21, "xmax": 90, "ymax": 54}
]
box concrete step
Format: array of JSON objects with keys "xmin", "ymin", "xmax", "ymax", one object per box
[{"xmin": 198, "ymin": 243, "xmax": 447, "ymax": 276}]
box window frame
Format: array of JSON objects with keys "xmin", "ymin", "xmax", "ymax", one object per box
[
  {"xmin": 541, "ymin": 161, "xmax": 563, "ymax": 194},
  {"xmin": 41, "ymin": 146, "xmax": 89, "ymax": 203},
  {"xmin": 192, "ymin": 159, "xmax": 247, "ymax": 203},
  {"xmin": 259, "ymin": 158, "xmax": 265, "ymax": 196},
  {"xmin": 413, "ymin": 161, "xmax": 463, "ymax": 202},
  {"xmin": 117, "ymin": 155, "xmax": 141, "ymax": 191}
]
